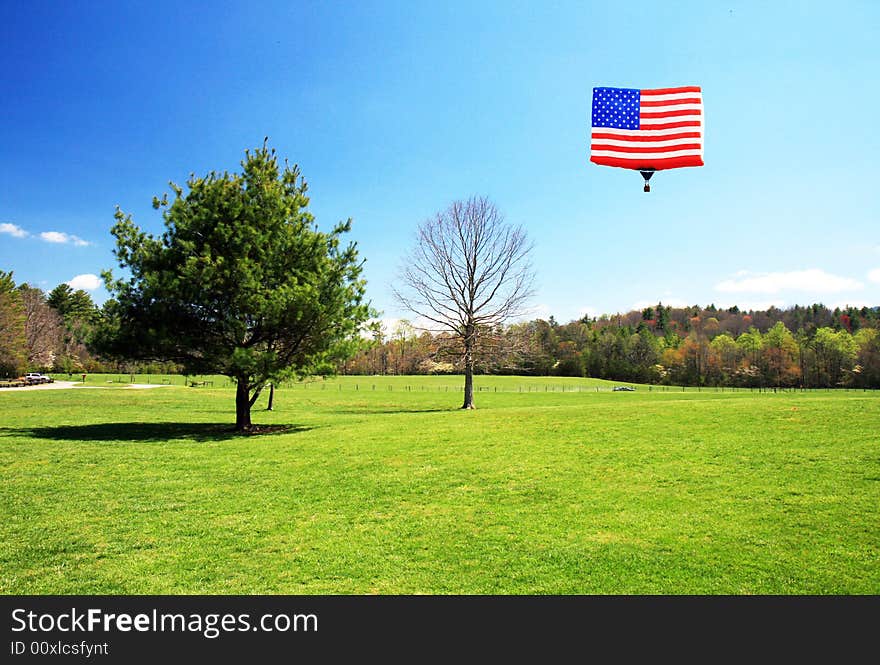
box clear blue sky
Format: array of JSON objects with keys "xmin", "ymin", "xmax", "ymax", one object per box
[{"xmin": 2, "ymin": 1, "xmax": 879, "ymax": 325}]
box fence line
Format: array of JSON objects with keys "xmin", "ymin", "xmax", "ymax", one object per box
[{"xmin": 44, "ymin": 373, "xmax": 879, "ymax": 395}]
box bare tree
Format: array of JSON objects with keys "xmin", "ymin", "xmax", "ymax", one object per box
[
  {"xmin": 19, "ymin": 285, "xmax": 63, "ymax": 369},
  {"xmin": 394, "ymin": 196, "xmax": 535, "ymax": 409}
]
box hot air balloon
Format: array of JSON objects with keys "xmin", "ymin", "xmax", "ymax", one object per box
[{"xmin": 590, "ymin": 86, "xmax": 704, "ymax": 192}]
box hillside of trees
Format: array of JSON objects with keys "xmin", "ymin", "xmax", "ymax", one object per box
[
  {"xmin": 344, "ymin": 303, "xmax": 880, "ymax": 389},
  {"xmin": 0, "ymin": 270, "xmax": 178, "ymax": 377},
  {"xmin": 2, "ymin": 271, "xmax": 879, "ymax": 388}
]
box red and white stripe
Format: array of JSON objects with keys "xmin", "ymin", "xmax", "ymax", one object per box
[{"xmin": 590, "ymin": 86, "xmax": 704, "ymax": 171}]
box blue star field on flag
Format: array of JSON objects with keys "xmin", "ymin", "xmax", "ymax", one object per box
[{"xmin": 591, "ymin": 87, "xmax": 640, "ymax": 130}]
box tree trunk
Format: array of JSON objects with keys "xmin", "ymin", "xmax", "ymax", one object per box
[
  {"xmin": 462, "ymin": 334, "xmax": 475, "ymax": 409},
  {"xmin": 235, "ymin": 377, "xmax": 252, "ymax": 430},
  {"xmin": 267, "ymin": 382, "xmax": 274, "ymax": 411}
]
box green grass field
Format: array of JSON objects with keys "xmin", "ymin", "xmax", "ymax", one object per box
[{"xmin": 1, "ymin": 375, "xmax": 878, "ymax": 594}]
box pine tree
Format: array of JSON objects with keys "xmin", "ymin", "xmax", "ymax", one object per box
[{"xmin": 99, "ymin": 141, "xmax": 372, "ymax": 430}]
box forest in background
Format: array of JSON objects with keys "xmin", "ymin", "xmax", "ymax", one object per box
[
  {"xmin": 0, "ymin": 270, "xmax": 179, "ymax": 378},
  {"xmin": 345, "ymin": 302, "xmax": 880, "ymax": 389},
  {"xmin": 2, "ymin": 270, "xmax": 879, "ymax": 388}
]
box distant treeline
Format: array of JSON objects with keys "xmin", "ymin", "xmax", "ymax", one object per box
[
  {"xmin": 0, "ymin": 271, "xmax": 179, "ymax": 377},
  {"xmin": 343, "ymin": 303, "xmax": 880, "ymax": 388},
  {"xmin": 2, "ymin": 272, "xmax": 878, "ymax": 388}
]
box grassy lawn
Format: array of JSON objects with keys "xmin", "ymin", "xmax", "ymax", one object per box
[{"xmin": 1, "ymin": 375, "xmax": 878, "ymax": 594}]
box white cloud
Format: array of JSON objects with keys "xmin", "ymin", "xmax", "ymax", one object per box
[
  {"xmin": 66, "ymin": 274, "xmax": 102, "ymax": 291},
  {"xmin": 363, "ymin": 316, "xmax": 443, "ymax": 338},
  {"xmin": 868, "ymin": 268, "xmax": 880, "ymax": 284},
  {"xmin": 716, "ymin": 299, "xmax": 786, "ymax": 312},
  {"xmin": 715, "ymin": 269, "xmax": 863, "ymax": 294},
  {"xmin": 511, "ymin": 303, "xmax": 598, "ymax": 323},
  {"xmin": 578, "ymin": 306, "xmax": 598, "ymax": 319},
  {"xmin": 0, "ymin": 222, "xmax": 28, "ymax": 238},
  {"xmin": 632, "ymin": 298, "xmax": 690, "ymax": 311},
  {"xmin": 40, "ymin": 231, "xmax": 67, "ymax": 243},
  {"xmin": 361, "ymin": 318, "xmax": 394, "ymax": 339},
  {"xmin": 831, "ymin": 300, "xmax": 872, "ymax": 310},
  {"xmin": 40, "ymin": 231, "xmax": 90, "ymax": 246},
  {"xmin": 523, "ymin": 303, "xmax": 552, "ymax": 321}
]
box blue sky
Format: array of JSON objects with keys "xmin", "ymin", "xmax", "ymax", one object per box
[{"xmin": 2, "ymin": 1, "xmax": 879, "ymax": 325}]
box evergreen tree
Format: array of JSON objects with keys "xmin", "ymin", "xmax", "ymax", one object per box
[
  {"xmin": 0, "ymin": 271, "xmax": 27, "ymax": 376},
  {"xmin": 655, "ymin": 302, "xmax": 669, "ymax": 331},
  {"xmin": 100, "ymin": 141, "xmax": 372, "ymax": 430}
]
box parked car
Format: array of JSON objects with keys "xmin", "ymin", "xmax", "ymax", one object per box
[
  {"xmin": 612, "ymin": 385, "xmax": 635, "ymax": 392},
  {"xmin": 24, "ymin": 373, "xmax": 53, "ymax": 384}
]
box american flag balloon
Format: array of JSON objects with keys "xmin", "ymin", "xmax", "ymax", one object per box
[{"xmin": 590, "ymin": 86, "xmax": 704, "ymax": 191}]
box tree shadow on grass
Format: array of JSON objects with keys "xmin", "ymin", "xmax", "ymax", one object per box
[{"xmin": 0, "ymin": 422, "xmax": 314, "ymax": 443}]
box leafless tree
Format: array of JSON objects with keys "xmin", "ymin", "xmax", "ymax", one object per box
[
  {"xmin": 394, "ymin": 196, "xmax": 535, "ymax": 408},
  {"xmin": 19, "ymin": 285, "xmax": 63, "ymax": 369}
]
